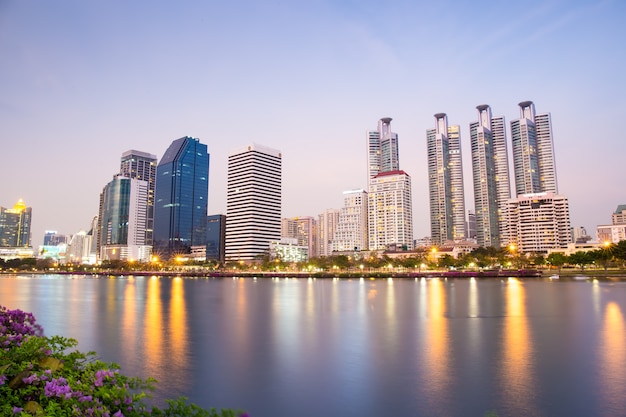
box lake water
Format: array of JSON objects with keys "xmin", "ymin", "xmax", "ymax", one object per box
[{"xmin": 1, "ymin": 274, "xmax": 625, "ymax": 417}]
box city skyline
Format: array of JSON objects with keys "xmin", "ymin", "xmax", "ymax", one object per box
[{"xmin": 1, "ymin": 1, "xmax": 624, "ymax": 248}]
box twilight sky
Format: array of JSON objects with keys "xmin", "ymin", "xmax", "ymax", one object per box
[{"xmin": 1, "ymin": 0, "xmax": 624, "ymax": 248}]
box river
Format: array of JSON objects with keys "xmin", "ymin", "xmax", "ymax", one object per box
[{"xmin": 1, "ymin": 274, "xmax": 625, "ymax": 417}]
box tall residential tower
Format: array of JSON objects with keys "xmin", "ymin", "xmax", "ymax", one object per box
[
  {"xmin": 469, "ymin": 105, "xmax": 511, "ymax": 248},
  {"xmin": 510, "ymin": 101, "xmax": 558, "ymax": 196},
  {"xmin": 426, "ymin": 113, "xmax": 466, "ymax": 245}
]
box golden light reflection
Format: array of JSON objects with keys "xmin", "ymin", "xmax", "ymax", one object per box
[
  {"xmin": 601, "ymin": 302, "xmax": 626, "ymax": 412},
  {"xmin": 122, "ymin": 278, "xmax": 137, "ymax": 355},
  {"xmin": 422, "ymin": 279, "xmax": 450, "ymax": 408},
  {"xmin": 144, "ymin": 277, "xmax": 163, "ymax": 376},
  {"xmin": 169, "ymin": 278, "xmax": 188, "ymax": 364},
  {"xmin": 501, "ymin": 278, "xmax": 536, "ymax": 411}
]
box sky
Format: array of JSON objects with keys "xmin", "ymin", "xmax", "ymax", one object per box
[{"xmin": 1, "ymin": 0, "xmax": 625, "ymax": 248}]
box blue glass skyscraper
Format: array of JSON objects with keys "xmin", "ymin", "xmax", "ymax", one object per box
[{"xmin": 153, "ymin": 136, "xmax": 210, "ymax": 258}]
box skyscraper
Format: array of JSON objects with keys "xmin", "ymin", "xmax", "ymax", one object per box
[
  {"xmin": 282, "ymin": 216, "xmax": 317, "ymax": 258},
  {"xmin": 153, "ymin": 136, "xmax": 210, "ymax": 259},
  {"xmin": 332, "ymin": 189, "xmax": 368, "ymax": 252},
  {"xmin": 368, "ymin": 171, "xmax": 413, "ymax": 251},
  {"xmin": 98, "ymin": 175, "xmax": 151, "ymax": 261},
  {"xmin": 510, "ymin": 101, "xmax": 558, "ymax": 196},
  {"xmin": 367, "ymin": 117, "xmax": 399, "ymax": 182},
  {"xmin": 470, "ymin": 105, "xmax": 511, "ymax": 248},
  {"xmin": 426, "ymin": 113, "xmax": 466, "ymax": 245},
  {"xmin": 225, "ymin": 144, "xmax": 281, "ymax": 261},
  {"xmin": 120, "ymin": 150, "xmax": 157, "ymax": 244},
  {"xmin": 0, "ymin": 199, "xmax": 32, "ymax": 248},
  {"xmin": 366, "ymin": 117, "xmax": 413, "ymax": 251}
]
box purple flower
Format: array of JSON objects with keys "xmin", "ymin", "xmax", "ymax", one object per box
[
  {"xmin": 12, "ymin": 407, "xmax": 23, "ymax": 414},
  {"xmin": 22, "ymin": 373, "xmax": 39, "ymax": 384},
  {"xmin": 0, "ymin": 374, "xmax": 7, "ymax": 385},
  {"xmin": 113, "ymin": 411, "xmax": 124, "ymax": 417}
]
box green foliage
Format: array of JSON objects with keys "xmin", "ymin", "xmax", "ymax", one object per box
[{"xmin": 0, "ymin": 306, "xmax": 247, "ymax": 417}]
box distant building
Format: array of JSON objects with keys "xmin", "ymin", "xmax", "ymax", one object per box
[
  {"xmin": 66, "ymin": 230, "xmax": 95, "ymax": 264},
  {"xmin": 270, "ymin": 238, "xmax": 308, "ymax": 263},
  {"xmin": 469, "ymin": 105, "xmax": 511, "ymax": 248},
  {"xmin": 506, "ymin": 192, "xmax": 571, "ymax": 253},
  {"xmin": 597, "ymin": 224, "xmax": 626, "ymax": 244},
  {"xmin": 225, "ymin": 144, "xmax": 282, "ymax": 261},
  {"xmin": 99, "ymin": 175, "xmax": 151, "ymax": 262},
  {"xmin": 317, "ymin": 209, "xmax": 339, "ymax": 257},
  {"xmin": 368, "ymin": 170, "xmax": 413, "ymax": 251},
  {"xmin": 282, "ymin": 216, "xmax": 316, "ymax": 259},
  {"xmin": 612, "ymin": 204, "xmax": 626, "ymax": 225},
  {"xmin": 206, "ymin": 214, "xmax": 226, "ymax": 263},
  {"xmin": 153, "ymin": 136, "xmax": 210, "ymax": 259},
  {"xmin": 332, "ymin": 189, "xmax": 368, "ymax": 252},
  {"xmin": 571, "ymin": 226, "xmax": 592, "ymax": 244},
  {"xmin": 426, "ymin": 113, "xmax": 466, "ymax": 245},
  {"xmin": 0, "ymin": 199, "xmax": 32, "ymax": 249},
  {"xmin": 43, "ymin": 231, "xmax": 67, "ymax": 246},
  {"xmin": 120, "ymin": 150, "xmax": 157, "ymax": 244},
  {"xmin": 467, "ymin": 210, "xmax": 477, "ymax": 240}
]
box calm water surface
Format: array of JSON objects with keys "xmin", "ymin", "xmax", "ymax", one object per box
[{"xmin": 1, "ymin": 274, "xmax": 625, "ymax": 417}]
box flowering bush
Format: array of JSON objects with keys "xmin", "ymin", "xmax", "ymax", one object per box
[{"xmin": 0, "ymin": 306, "xmax": 246, "ymax": 417}]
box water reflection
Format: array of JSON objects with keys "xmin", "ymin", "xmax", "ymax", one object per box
[
  {"xmin": 501, "ymin": 278, "xmax": 537, "ymax": 415},
  {"xmin": 421, "ymin": 279, "xmax": 451, "ymax": 413},
  {"xmin": 601, "ymin": 302, "xmax": 625, "ymax": 415}
]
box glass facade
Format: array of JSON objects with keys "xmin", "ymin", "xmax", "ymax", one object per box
[
  {"xmin": 153, "ymin": 136, "xmax": 209, "ymax": 258},
  {"xmin": 206, "ymin": 214, "xmax": 225, "ymax": 263}
]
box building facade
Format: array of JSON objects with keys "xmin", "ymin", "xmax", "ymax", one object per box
[
  {"xmin": 0, "ymin": 199, "xmax": 32, "ymax": 248},
  {"xmin": 153, "ymin": 136, "xmax": 210, "ymax": 259},
  {"xmin": 612, "ymin": 204, "xmax": 626, "ymax": 225},
  {"xmin": 367, "ymin": 117, "xmax": 400, "ymax": 182},
  {"xmin": 470, "ymin": 105, "xmax": 511, "ymax": 248},
  {"xmin": 426, "ymin": 113, "xmax": 466, "ymax": 245},
  {"xmin": 332, "ymin": 189, "xmax": 368, "ymax": 252},
  {"xmin": 317, "ymin": 208, "xmax": 340, "ymax": 257},
  {"xmin": 225, "ymin": 144, "xmax": 282, "ymax": 261},
  {"xmin": 206, "ymin": 214, "xmax": 226, "ymax": 263},
  {"xmin": 510, "ymin": 101, "xmax": 558, "ymax": 196},
  {"xmin": 120, "ymin": 150, "xmax": 157, "ymax": 244},
  {"xmin": 99, "ymin": 175, "xmax": 151, "ymax": 262},
  {"xmin": 506, "ymin": 192, "xmax": 571, "ymax": 253},
  {"xmin": 368, "ymin": 171, "xmax": 413, "ymax": 251},
  {"xmin": 282, "ymin": 216, "xmax": 316, "ymax": 259}
]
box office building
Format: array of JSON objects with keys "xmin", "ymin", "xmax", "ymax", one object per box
[
  {"xmin": 120, "ymin": 150, "xmax": 157, "ymax": 244},
  {"xmin": 225, "ymin": 144, "xmax": 282, "ymax": 261},
  {"xmin": 0, "ymin": 199, "xmax": 32, "ymax": 248},
  {"xmin": 332, "ymin": 189, "xmax": 368, "ymax": 253},
  {"xmin": 153, "ymin": 136, "xmax": 209, "ymax": 258},
  {"xmin": 99, "ymin": 175, "xmax": 151, "ymax": 262},
  {"xmin": 505, "ymin": 192, "xmax": 571, "ymax": 253},
  {"xmin": 426, "ymin": 113, "xmax": 466, "ymax": 245},
  {"xmin": 470, "ymin": 105, "xmax": 511, "ymax": 248},
  {"xmin": 206, "ymin": 214, "xmax": 226, "ymax": 263},
  {"xmin": 597, "ymin": 224, "xmax": 626, "ymax": 244},
  {"xmin": 510, "ymin": 101, "xmax": 558, "ymax": 195},
  {"xmin": 317, "ymin": 208, "xmax": 340, "ymax": 257},
  {"xmin": 368, "ymin": 171, "xmax": 413, "ymax": 251},
  {"xmin": 367, "ymin": 117, "xmax": 399, "ymax": 182}
]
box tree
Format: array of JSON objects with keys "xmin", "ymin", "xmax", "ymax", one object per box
[
  {"xmin": 546, "ymin": 253, "xmax": 567, "ymax": 273},
  {"xmin": 568, "ymin": 251, "xmax": 593, "ymax": 272}
]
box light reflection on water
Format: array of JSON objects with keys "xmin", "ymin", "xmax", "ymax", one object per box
[{"xmin": 1, "ymin": 275, "xmax": 626, "ymax": 417}]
